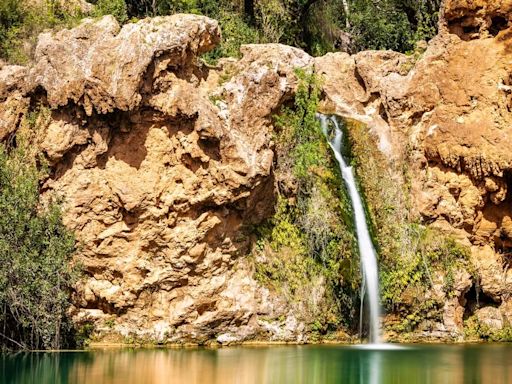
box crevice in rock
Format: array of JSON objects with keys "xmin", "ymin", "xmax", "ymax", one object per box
[
  {"xmin": 463, "ymin": 281, "xmax": 499, "ymax": 320},
  {"xmin": 83, "ymin": 296, "xmax": 128, "ymax": 316},
  {"xmin": 197, "ymin": 301, "xmax": 217, "ymax": 316},
  {"xmin": 180, "ymin": 153, "xmax": 204, "ymax": 173},
  {"xmin": 120, "ymin": 206, "xmax": 140, "ymax": 231},
  {"xmin": 354, "ymin": 66, "xmax": 367, "ymax": 95},
  {"xmin": 378, "ymin": 101, "xmax": 390, "ymax": 125},
  {"xmin": 198, "ymin": 136, "xmax": 221, "ymax": 161},
  {"xmin": 490, "ymin": 16, "xmax": 509, "ymax": 37},
  {"xmin": 448, "ymin": 16, "xmax": 480, "ymax": 40}
]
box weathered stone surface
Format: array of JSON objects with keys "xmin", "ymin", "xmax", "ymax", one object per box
[
  {"xmin": 0, "ymin": 65, "xmax": 30, "ymax": 141},
  {"xmin": 2, "ymin": 17, "xmax": 316, "ymax": 343},
  {"xmin": 30, "ymin": 15, "xmax": 221, "ymax": 115},
  {"xmin": 471, "ymin": 246, "xmax": 505, "ymax": 302},
  {"xmin": 2, "ymin": 0, "xmax": 512, "ymax": 342},
  {"xmin": 441, "ymin": 269, "xmax": 472, "ymax": 333},
  {"xmin": 476, "ymin": 306, "xmax": 504, "ymax": 329},
  {"xmin": 442, "ymin": 0, "xmax": 512, "ymax": 39}
]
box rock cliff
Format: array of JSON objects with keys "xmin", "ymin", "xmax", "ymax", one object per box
[
  {"xmin": 316, "ymin": 0, "xmax": 512, "ymax": 338},
  {"xmin": 1, "ymin": 0, "xmax": 511, "ymax": 343},
  {"xmin": 0, "ymin": 14, "xmax": 317, "ymax": 344}
]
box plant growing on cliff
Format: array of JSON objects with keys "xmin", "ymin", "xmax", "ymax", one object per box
[
  {"xmin": 92, "ymin": 0, "xmax": 128, "ymax": 23},
  {"xmin": 0, "ymin": 0, "xmax": 85, "ymax": 64},
  {"xmin": 253, "ymin": 69, "xmax": 360, "ymax": 335},
  {"xmin": 0, "ymin": 130, "xmax": 78, "ymax": 351},
  {"xmin": 344, "ymin": 118, "xmax": 474, "ymax": 334}
]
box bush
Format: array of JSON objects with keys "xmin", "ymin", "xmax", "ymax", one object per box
[
  {"xmin": 93, "ymin": 0, "xmax": 128, "ymax": 23},
  {"xmin": 349, "ymin": 0, "xmax": 414, "ymax": 52},
  {"xmin": 0, "ymin": 125, "xmax": 78, "ymax": 351},
  {"xmin": 465, "ymin": 316, "xmax": 512, "ymax": 342},
  {"xmin": 203, "ymin": 9, "xmax": 260, "ymax": 63},
  {"xmin": 0, "ymin": 0, "xmax": 85, "ymax": 64},
  {"xmin": 253, "ymin": 69, "xmax": 360, "ymax": 334}
]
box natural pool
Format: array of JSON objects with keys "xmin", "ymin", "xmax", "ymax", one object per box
[{"xmin": 2, "ymin": 344, "xmax": 511, "ymax": 384}]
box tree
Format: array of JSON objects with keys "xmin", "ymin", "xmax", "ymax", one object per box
[
  {"xmin": 93, "ymin": 0, "xmax": 128, "ymax": 23},
  {"xmin": 0, "ymin": 130, "xmax": 78, "ymax": 351}
]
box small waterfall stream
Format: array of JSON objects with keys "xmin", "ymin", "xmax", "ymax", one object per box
[{"xmin": 319, "ymin": 114, "xmax": 382, "ymax": 344}]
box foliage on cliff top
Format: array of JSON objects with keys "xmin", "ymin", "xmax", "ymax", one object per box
[
  {"xmin": 253, "ymin": 69, "xmax": 360, "ymax": 336},
  {"xmin": 0, "ymin": 110, "xmax": 78, "ymax": 351},
  {"xmin": 0, "ymin": 0, "xmax": 442, "ymax": 64},
  {"xmin": 0, "ymin": 0, "xmax": 88, "ymax": 64}
]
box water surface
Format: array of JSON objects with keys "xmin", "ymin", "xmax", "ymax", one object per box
[{"xmin": 2, "ymin": 344, "xmax": 511, "ymax": 384}]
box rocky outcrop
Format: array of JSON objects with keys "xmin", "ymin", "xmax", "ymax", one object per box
[
  {"xmin": 442, "ymin": 0, "xmax": 512, "ymax": 39},
  {"xmin": 0, "ymin": 15, "xmax": 318, "ymax": 344},
  {"xmin": 1, "ymin": 0, "xmax": 512, "ymax": 343},
  {"xmin": 315, "ymin": 0, "xmax": 512, "ymax": 337}
]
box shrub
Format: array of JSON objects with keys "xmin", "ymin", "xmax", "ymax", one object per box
[
  {"xmin": 0, "ymin": 0, "xmax": 85, "ymax": 64},
  {"xmin": 253, "ymin": 69, "xmax": 360, "ymax": 333},
  {"xmin": 0, "ymin": 120, "xmax": 78, "ymax": 351},
  {"xmin": 93, "ymin": 0, "xmax": 128, "ymax": 23},
  {"xmin": 349, "ymin": 0, "xmax": 414, "ymax": 52},
  {"xmin": 203, "ymin": 9, "xmax": 260, "ymax": 63}
]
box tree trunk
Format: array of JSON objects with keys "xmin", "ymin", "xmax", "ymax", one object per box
[
  {"xmin": 342, "ymin": 0, "xmax": 350, "ymax": 29},
  {"xmin": 299, "ymin": 0, "xmax": 320, "ymax": 51},
  {"xmin": 244, "ymin": 0, "xmax": 255, "ymax": 21}
]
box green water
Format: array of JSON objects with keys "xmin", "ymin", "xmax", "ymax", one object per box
[{"xmin": 1, "ymin": 344, "xmax": 511, "ymax": 384}]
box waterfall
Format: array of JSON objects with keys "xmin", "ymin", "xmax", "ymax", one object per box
[{"xmin": 319, "ymin": 114, "xmax": 382, "ymax": 344}]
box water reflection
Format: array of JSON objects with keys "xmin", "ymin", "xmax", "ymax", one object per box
[{"xmin": 2, "ymin": 344, "xmax": 512, "ymax": 384}]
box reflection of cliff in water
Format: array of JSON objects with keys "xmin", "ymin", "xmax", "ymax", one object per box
[{"xmin": 3, "ymin": 345, "xmax": 512, "ymax": 384}]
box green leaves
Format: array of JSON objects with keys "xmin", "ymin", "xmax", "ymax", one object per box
[
  {"xmin": 0, "ymin": 142, "xmax": 77, "ymax": 351},
  {"xmin": 0, "ymin": 0, "xmax": 86, "ymax": 64},
  {"xmin": 202, "ymin": 9, "xmax": 260, "ymax": 63},
  {"xmin": 253, "ymin": 70, "xmax": 360, "ymax": 333},
  {"xmin": 94, "ymin": 0, "xmax": 128, "ymax": 23}
]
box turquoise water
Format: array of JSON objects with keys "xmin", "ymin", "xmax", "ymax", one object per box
[{"xmin": 2, "ymin": 344, "xmax": 511, "ymax": 384}]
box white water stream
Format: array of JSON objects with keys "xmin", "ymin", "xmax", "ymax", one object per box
[{"xmin": 319, "ymin": 114, "xmax": 382, "ymax": 344}]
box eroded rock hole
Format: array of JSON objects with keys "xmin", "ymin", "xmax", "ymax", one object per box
[
  {"xmin": 448, "ymin": 17, "xmax": 480, "ymax": 40},
  {"xmin": 354, "ymin": 67, "xmax": 367, "ymax": 93},
  {"xmin": 198, "ymin": 137, "xmax": 221, "ymax": 161},
  {"xmin": 378, "ymin": 102, "xmax": 389, "ymax": 124},
  {"xmin": 462, "ymin": 25, "xmax": 479, "ymax": 35},
  {"xmin": 463, "ymin": 282, "xmax": 499, "ymax": 319},
  {"xmin": 490, "ymin": 16, "xmax": 508, "ymax": 37}
]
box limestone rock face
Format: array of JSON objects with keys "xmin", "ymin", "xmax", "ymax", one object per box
[
  {"xmin": 31, "ymin": 14, "xmax": 221, "ymax": 115},
  {"xmin": 0, "ymin": 65, "xmax": 30, "ymax": 141},
  {"xmin": 442, "ymin": 0, "xmax": 512, "ymax": 39},
  {"xmin": 1, "ymin": 0, "xmax": 512, "ymax": 342},
  {"xmin": 315, "ymin": 0, "xmax": 512, "ymax": 337},
  {"xmin": 0, "ymin": 15, "xmax": 314, "ymax": 343}
]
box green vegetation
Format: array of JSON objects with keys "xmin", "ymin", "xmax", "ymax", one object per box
[
  {"xmin": 348, "ymin": 0, "xmax": 439, "ymax": 53},
  {"xmin": 0, "ymin": 0, "xmax": 441, "ymax": 64},
  {"xmin": 345, "ymin": 118, "xmax": 474, "ymax": 333},
  {"xmin": 0, "ymin": 110, "xmax": 78, "ymax": 351},
  {"xmin": 92, "ymin": 0, "xmax": 128, "ymax": 23},
  {"xmin": 127, "ymin": 0, "xmax": 441, "ymax": 57},
  {"xmin": 464, "ymin": 316, "xmax": 512, "ymax": 342},
  {"xmin": 203, "ymin": 8, "xmax": 260, "ymax": 62},
  {"xmin": 0, "ymin": 0, "xmax": 88, "ymax": 64},
  {"xmin": 253, "ymin": 70, "xmax": 360, "ymax": 336}
]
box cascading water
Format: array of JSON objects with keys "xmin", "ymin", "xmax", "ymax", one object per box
[{"xmin": 319, "ymin": 114, "xmax": 382, "ymax": 345}]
